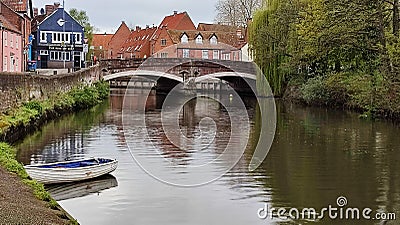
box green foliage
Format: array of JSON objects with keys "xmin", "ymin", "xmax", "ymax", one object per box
[
  {"xmin": 0, "ymin": 81, "xmax": 110, "ymax": 135},
  {"xmin": 69, "ymin": 8, "xmax": 94, "ymax": 61},
  {"xmin": 300, "ymin": 76, "xmax": 330, "ymax": 105},
  {"xmin": 249, "ymin": 0, "xmax": 400, "ymax": 117}
]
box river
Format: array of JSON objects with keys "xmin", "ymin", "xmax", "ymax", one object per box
[{"xmin": 16, "ymin": 89, "xmax": 400, "ymax": 225}]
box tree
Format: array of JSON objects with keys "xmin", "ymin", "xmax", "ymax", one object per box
[
  {"xmin": 69, "ymin": 9, "xmax": 94, "ymax": 44},
  {"xmin": 215, "ymin": 0, "xmax": 262, "ymax": 26}
]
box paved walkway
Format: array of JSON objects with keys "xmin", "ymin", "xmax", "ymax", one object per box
[{"xmin": 0, "ymin": 167, "xmax": 70, "ymax": 225}]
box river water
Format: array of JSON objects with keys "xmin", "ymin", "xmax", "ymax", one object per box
[{"xmin": 16, "ymin": 89, "xmax": 400, "ymax": 225}]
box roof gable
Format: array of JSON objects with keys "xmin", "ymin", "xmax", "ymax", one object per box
[{"xmin": 38, "ymin": 8, "xmax": 84, "ymax": 32}]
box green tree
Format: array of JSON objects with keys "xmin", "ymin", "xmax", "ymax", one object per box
[{"xmin": 69, "ymin": 9, "xmax": 94, "ymax": 60}]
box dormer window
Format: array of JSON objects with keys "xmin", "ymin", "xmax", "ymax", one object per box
[
  {"xmin": 181, "ymin": 34, "xmax": 188, "ymax": 43},
  {"xmin": 210, "ymin": 35, "xmax": 218, "ymax": 45},
  {"xmin": 195, "ymin": 35, "xmax": 203, "ymax": 44}
]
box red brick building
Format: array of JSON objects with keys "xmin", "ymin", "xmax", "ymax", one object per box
[
  {"xmin": 150, "ymin": 11, "xmax": 196, "ymax": 56},
  {"xmin": 107, "ymin": 21, "xmax": 131, "ymax": 59},
  {"xmin": 92, "ymin": 33, "xmax": 113, "ymax": 59},
  {"xmin": 120, "ymin": 26, "xmax": 156, "ymax": 59},
  {"xmin": 155, "ymin": 30, "xmax": 245, "ymax": 61}
]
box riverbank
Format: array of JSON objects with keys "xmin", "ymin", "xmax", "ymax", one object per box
[
  {"xmin": 283, "ymin": 72, "xmax": 400, "ymax": 121},
  {"xmin": 0, "ymin": 81, "xmax": 110, "ymax": 224}
]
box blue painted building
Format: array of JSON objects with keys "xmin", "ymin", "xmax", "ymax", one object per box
[{"xmin": 32, "ymin": 7, "xmax": 85, "ymax": 69}]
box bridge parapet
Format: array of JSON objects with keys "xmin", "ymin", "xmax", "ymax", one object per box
[{"xmin": 101, "ymin": 58, "xmax": 258, "ymax": 77}]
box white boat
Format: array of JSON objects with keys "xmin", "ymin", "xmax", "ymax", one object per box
[{"xmin": 24, "ymin": 158, "xmax": 118, "ymax": 184}]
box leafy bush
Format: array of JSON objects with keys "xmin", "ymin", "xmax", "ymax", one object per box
[
  {"xmin": 300, "ymin": 76, "xmax": 331, "ymax": 105},
  {"xmin": 23, "ymin": 101, "xmax": 43, "ymax": 115}
]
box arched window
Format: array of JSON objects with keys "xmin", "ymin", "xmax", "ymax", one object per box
[
  {"xmin": 181, "ymin": 34, "xmax": 188, "ymax": 43},
  {"xmin": 195, "ymin": 35, "xmax": 203, "ymax": 44}
]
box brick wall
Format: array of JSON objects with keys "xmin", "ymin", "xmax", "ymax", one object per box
[{"xmin": 0, "ymin": 65, "xmax": 102, "ymax": 112}]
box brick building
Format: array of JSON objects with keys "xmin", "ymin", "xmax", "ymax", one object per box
[
  {"xmin": 1, "ymin": 0, "xmax": 33, "ymax": 71},
  {"xmin": 92, "ymin": 33, "xmax": 113, "ymax": 59},
  {"xmin": 107, "ymin": 21, "xmax": 131, "ymax": 59},
  {"xmin": 150, "ymin": 11, "xmax": 196, "ymax": 56},
  {"xmin": 120, "ymin": 25, "xmax": 156, "ymax": 59},
  {"xmin": 0, "ymin": 1, "xmax": 25, "ymax": 72}
]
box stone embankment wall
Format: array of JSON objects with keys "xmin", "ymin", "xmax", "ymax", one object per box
[{"xmin": 0, "ymin": 66, "xmax": 102, "ymax": 112}]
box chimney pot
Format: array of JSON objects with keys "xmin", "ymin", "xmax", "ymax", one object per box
[{"xmin": 173, "ymin": 11, "xmax": 178, "ymax": 15}]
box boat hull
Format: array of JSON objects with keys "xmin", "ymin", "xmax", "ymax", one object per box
[{"xmin": 24, "ymin": 158, "xmax": 118, "ymax": 184}]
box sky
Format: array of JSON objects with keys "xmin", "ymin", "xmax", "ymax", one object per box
[{"xmin": 32, "ymin": 0, "xmax": 219, "ymax": 33}]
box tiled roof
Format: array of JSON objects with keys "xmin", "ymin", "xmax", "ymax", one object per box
[
  {"xmin": 121, "ymin": 27, "xmax": 156, "ymax": 53},
  {"xmin": 167, "ymin": 30, "xmax": 246, "ymax": 49},
  {"xmin": 0, "ymin": 14, "xmax": 21, "ymax": 34},
  {"xmin": 92, "ymin": 33, "xmax": 113, "ymax": 49},
  {"xmin": 2, "ymin": 0, "xmax": 27, "ymax": 12},
  {"xmin": 152, "ymin": 11, "xmax": 196, "ymax": 40},
  {"xmin": 31, "ymin": 14, "xmax": 46, "ymax": 32},
  {"xmin": 198, "ymin": 23, "xmax": 242, "ymax": 33},
  {"xmin": 158, "ymin": 11, "xmax": 195, "ymax": 30},
  {"xmin": 109, "ymin": 21, "xmax": 131, "ymax": 54}
]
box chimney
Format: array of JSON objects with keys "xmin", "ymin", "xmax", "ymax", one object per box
[
  {"xmin": 135, "ymin": 26, "xmax": 141, "ymax": 31},
  {"xmin": 54, "ymin": 2, "xmax": 60, "ymax": 8},
  {"xmin": 173, "ymin": 11, "xmax": 178, "ymax": 15},
  {"xmin": 146, "ymin": 25, "xmax": 149, "ymax": 29},
  {"xmin": 45, "ymin": 5, "xmax": 53, "ymax": 15},
  {"xmin": 33, "ymin": 8, "xmax": 38, "ymax": 17}
]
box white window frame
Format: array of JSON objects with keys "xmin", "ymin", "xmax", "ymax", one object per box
[
  {"xmin": 4, "ymin": 32, "xmax": 7, "ymax": 47},
  {"xmin": 196, "ymin": 35, "xmax": 203, "ymax": 44},
  {"xmin": 40, "ymin": 50, "xmax": 49, "ymax": 55},
  {"xmin": 160, "ymin": 52, "xmax": 168, "ymax": 58},
  {"xmin": 210, "ymin": 36, "xmax": 218, "ymax": 45},
  {"xmin": 181, "ymin": 34, "xmax": 188, "ymax": 43},
  {"xmin": 74, "ymin": 33, "xmax": 82, "ymax": 44},
  {"xmin": 3, "ymin": 56, "xmax": 7, "ymax": 71},
  {"xmin": 202, "ymin": 50, "xmax": 208, "ymax": 59},
  {"xmin": 161, "ymin": 39, "xmax": 167, "ymax": 46},
  {"xmin": 50, "ymin": 51, "xmax": 70, "ymax": 61},
  {"xmin": 223, "ymin": 53, "xmax": 230, "ymax": 60},
  {"xmin": 52, "ymin": 32, "xmax": 70, "ymax": 44},
  {"xmin": 40, "ymin": 32, "xmax": 47, "ymax": 43},
  {"xmin": 213, "ymin": 50, "xmax": 219, "ymax": 60},
  {"xmin": 16, "ymin": 37, "xmax": 19, "ymax": 49},
  {"xmin": 10, "ymin": 33, "xmax": 13, "ymax": 48},
  {"xmin": 183, "ymin": 49, "xmax": 190, "ymax": 58}
]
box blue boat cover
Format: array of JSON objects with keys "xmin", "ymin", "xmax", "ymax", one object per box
[{"xmin": 38, "ymin": 158, "xmax": 113, "ymax": 169}]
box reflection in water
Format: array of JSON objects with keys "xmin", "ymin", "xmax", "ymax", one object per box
[
  {"xmin": 46, "ymin": 175, "xmax": 118, "ymax": 201},
  {"xmin": 15, "ymin": 89, "xmax": 400, "ymax": 225}
]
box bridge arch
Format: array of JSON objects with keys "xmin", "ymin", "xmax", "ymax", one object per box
[
  {"xmin": 194, "ymin": 72, "xmax": 256, "ymax": 83},
  {"xmin": 103, "ymin": 70, "xmax": 183, "ymax": 83}
]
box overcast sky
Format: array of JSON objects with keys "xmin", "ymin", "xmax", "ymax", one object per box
[{"xmin": 32, "ymin": 0, "xmax": 219, "ymax": 33}]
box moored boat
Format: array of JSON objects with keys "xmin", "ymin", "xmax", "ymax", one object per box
[{"xmin": 24, "ymin": 158, "xmax": 118, "ymax": 184}]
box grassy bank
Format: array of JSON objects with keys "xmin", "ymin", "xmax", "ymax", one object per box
[
  {"xmin": 0, "ymin": 80, "xmax": 109, "ymax": 224},
  {"xmin": 284, "ymin": 73, "xmax": 400, "ymax": 120},
  {"xmin": 0, "ymin": 81, "xmax": 109, "ymax": 142}
]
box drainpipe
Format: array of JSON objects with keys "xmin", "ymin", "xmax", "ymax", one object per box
[{"xmin": 0, "ymin": 22, "xmax": 3, "ymax": 72}]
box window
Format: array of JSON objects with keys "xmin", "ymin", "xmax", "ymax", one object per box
[
  {"xmin": 161, "ymin": 39, "xmax": 167, "ymax": 46},
  {"xmin": 16, "ymin": 37, "xmax": 19, "ymax": 49},
  {"xmin": 52, "ymin": 32, "xmax": 70, "ymax": 44},
  {"xmin": 196, "ymin": 35, "xmax": 203, "ymax": 44},
  {"xmin": 75, "ymin": 33, "xmax": 82, "ymax": 44},
  {"xmin": 183, "ymin": 49, "xmax": 190, "ymax": 58},
  {"xmin": 222, "ymin": 53, "xmax": 230, "ymax": 60},
  {"xmin": 202, "ymin": 50, "xmax": 208, "ymax": 59},
  {"xmin": 3, "ymin": 56, "xmax": 7, "ymax": 71},
  {"xmin": 40, "ymin": 32, "xmax": 47, "ymax": 43},
  {"xmin": 15, "ymin": 57, "xmax": 18, "ymax": 71},
  {"xmin": 50, "ymin": 51, "xmax": 70, "ymax": 61},
  {"xmin": 160, "ymin": 52, "xmax": 168, "ymax": 58},
  {"xmin": 213, "ymin": 50, "xmax": 219, "ymax": 60},
  {"xmin": 10, "ymin": 33, "xmax": 13, "ymax": 48},
  {"xmin": 181, "ymin": 34, "xmax": 188, "ymax": 43},
  {"xmin": 40, "ymin": 50, "xmax": 49, "ymax": 55},
  {"xmin": 210, "ymin": 36, "xmax": 217, "ymax": 45},
  {"xmin": 4, "ymin": 32, "xmax": 7, "ymax": 47}
]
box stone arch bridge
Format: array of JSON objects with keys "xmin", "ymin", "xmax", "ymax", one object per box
[{"xmin": 100, "ymin": 58, "xmax": 259, "ymax": 93}]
